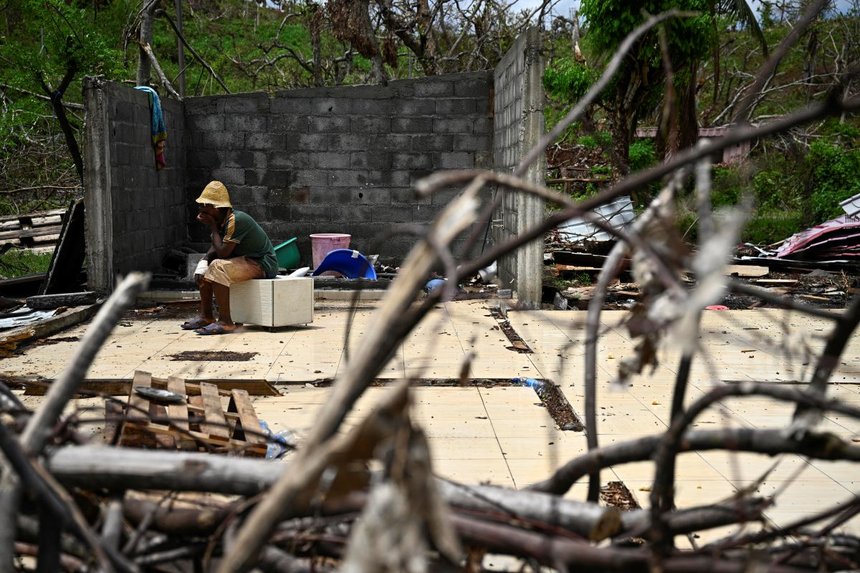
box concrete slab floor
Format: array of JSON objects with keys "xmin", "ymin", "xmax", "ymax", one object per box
[{"xmin": 2, "ymin": 299, "xmax": 858, "ymax": 542}]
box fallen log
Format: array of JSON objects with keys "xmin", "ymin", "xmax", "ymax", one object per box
[{"xmin": 48, "ymin": 445, "xmax": 769, "ymax": 542}]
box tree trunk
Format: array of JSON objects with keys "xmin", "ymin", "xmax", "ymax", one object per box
[
  {"xmin": 38, "ymin": 67, "xmax": 84, "ymax": 183},
  {"xmin": 137, "ymin": 0, "xmax": 158, "ymax": 86}
]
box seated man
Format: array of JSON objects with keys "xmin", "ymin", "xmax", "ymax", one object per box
[{"xmin": 181, "ymin": 181, "xmax": 278, "ymax": 335}]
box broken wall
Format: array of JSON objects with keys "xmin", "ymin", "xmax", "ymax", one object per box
[
  {"xmin": 492, "ymin": 27, "xmax": 546, "ymax": 308},
  {"xmin": 83, "ymin": 77, "xmax": 187, "ymax": 292},
  {"xmin": 183, "ymin": 73, "xmax": 494, "ymax": 262},
  {"xmin": 84, "ymin": 37, "xmax": 546, "ymax": 305}
]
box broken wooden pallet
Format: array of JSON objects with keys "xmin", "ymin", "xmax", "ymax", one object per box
[
  {"xmin": 113, "ymin": 371, "xmax": 267, "ymax": 457},
  {"xmin": 0, "ymin": 209, "xmax": 65, "ymax": 249}
]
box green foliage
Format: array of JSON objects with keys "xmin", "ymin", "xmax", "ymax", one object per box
[
  {"xmin": 579, "ymin": 0, "xmax": 713, "ymax": 66},
  {"xmin": 742, "ymin": 211, "xmax": 803, "ymax": 245},
  {"xmin": 806, "ymin": 140, "xmax": 860, "ymax": 222},
  {"xmin": 675, "ymin": 204, "xmax": 802, "ymax": 245},
  {"xmin": 628, "ymin": 140, "xmax": 656, "ymax": 172},
  {"xmin": 711, "ymin": 166, "xmax": 744, "ymax": 207},
  {"xmin": 577, "ymin": 131, "xmax": 612, "ymax": 150},
  {"xmin": 542, "ymin": 59, "xmax": 597, "ymax": 102},
  {"xmin": 0, "ymin": 249, "xmax": 52, "ymax": 279}
]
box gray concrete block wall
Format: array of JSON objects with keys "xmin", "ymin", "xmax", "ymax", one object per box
[
  {"xmin": 492, "ymin": 27, "xmax": 545, "ymax": 307},
  {"xmin": 184, "ymin": 72, "xmax": 493, "ymax": 265},
  {"xmin": 84, "ymin": 78, "xmax": 187, "ymax": 292},
  {"xmin": 85, "ymin": 37, "xmax": 544, "ymax": 297}
]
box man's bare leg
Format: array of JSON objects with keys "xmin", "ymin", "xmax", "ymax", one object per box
[
  {"xmin": 212, "ymin": 282, "xmax": 237, "ymax": 332},
  {"xmin": 200, "ymin": 279, "xmax": 216, "ymax": 322},
  {"xmin": 181, "ymin": 278, "xmax": 215, "ymax": 329}
]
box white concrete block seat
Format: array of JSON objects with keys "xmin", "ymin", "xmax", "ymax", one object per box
[{"xmin": 230, "ymin": 276, "xmax": 314, "ymax": 328}]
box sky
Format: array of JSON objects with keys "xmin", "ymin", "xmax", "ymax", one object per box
[{"xmin": 510, "ymin": 0, "xmax": 855, "ymax": 20}]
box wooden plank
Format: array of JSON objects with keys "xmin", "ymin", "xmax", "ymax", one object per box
[
  {"xmin": 121, "ymin": 371, "xmax": 158, "ymax": 448},
  {"xmin": 725, "ymin": 265, "xmax": 769, "ymax": 278},
  {"xmin": 102, "ymin": 401, "xmax": 123, "ymax": 445},
  {"xmin": 140, "ymin": 422, "xmax": 266, "ymax": 456},
  {"xmin": 198, "ymin": 383, "xmax": 229, "ymax": 440},
  {"xmin": 228, "ymin": 389, "xmax": 264, "ymax": 446},
  {"xmin": 187, "ymin": 403, "xmax": 240, "ymax": 424},
  {"xmin": 0, "ymin": 224, "xmax": 63, "ymax": 240},
  {"xmin": 0, "ymin": 209, "xmax": 66, "ymax": 223},
  {"xmin": 22, "ymin": 378, "xmax": 279, "ymax": 397},
  {"xmin": 167, "ymin": 376, "xmax": 196, "ymax": 451},
  {"xmin": 166, "ymin": 377, "xmax": 189, "ymax": 431},
  {"xmin": 150, "ymin": 402, "xmax": 176, "ymax": 449},
  {"xmin": 127, "ymin": 371, "xmax": 152, "ymax": 423}
]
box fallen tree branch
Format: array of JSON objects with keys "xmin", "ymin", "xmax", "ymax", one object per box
[{"xmin": 528, "ymin": 427, "xmax": 860, "ymax": 496}]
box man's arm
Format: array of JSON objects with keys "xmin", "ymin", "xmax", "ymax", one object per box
[{"xmin": 199, "ymin": 214, "xmax": 237, "ymax": 260}]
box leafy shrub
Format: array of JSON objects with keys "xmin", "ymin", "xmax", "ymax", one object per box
[
  {"xmin": 628, "ymin": 140, "xmax": 656, "ymax": 172},
  {"xmin": 751, "ymin": 164, "xmax": 803, "ymax": 212},
  {"xmin": 742, "ymin": 211, "xmax": 803, "ymax": 245},
  {"xmin": 710, "ymin": 166, "xmax": 743, "ymax": 207},
  {"xmin": 577, "ymin": 131, "xmax": 612, "ymax": 150},
  {"xmin": 806, "ymin": 141, "xmax": 860, "ymax": 222},
  {"xmin": 543, "ymin": 59, "xmax": 598, "ymax": 103}
]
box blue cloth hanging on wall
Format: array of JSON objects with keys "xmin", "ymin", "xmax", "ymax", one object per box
[{"xmin": 134, "ymin": 86, "xmax": 167, "ymax": 170}]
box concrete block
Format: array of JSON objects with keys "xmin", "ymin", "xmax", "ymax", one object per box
[
  {"xmin": 351, "ymin": 99, "xmax": 394, "ymax": 115},
  {"xmin": 269, "ymin": 114, "xmax": 309, "ymax": 133},
  {"xmin": 349, "ymin": 152, "xmax": 391, "ymax": 170},
  {"xmin": 414, "ymin": 80, "xmax": 453, "ymax": 97},
  {"xmin": 392, "ymin": 117, "xmax": 433, "ymax": 133},
  {"xmin": 270, "ymin": 97, "xmax": 312, "ymax": 114},
  {"xmin": 394, "ymin": 99, "xmax": 436, "ymax": 115},
  {"xmin": 391, "ymin": 153, "xmax": 432, "ymax": 170},
  {"xmin": 410, "ymin": 134, "xmax": 453, "ymax": 152},
  {"xmin": 439, "ymin": 151, "xmax": 473, "ymax": 169},
  {"xmin": 309, "ymin": 116, "xmax": 350, "ymax": 132},
  {"xmin": 221, "ymin": 94, "xmax": 269, "ymax": 113},
  {"xmin": 311, "ymin": 98, "xmax": 351, "ymax": 114},
  {"xmin": 246, "ymin": 133, "xmax": 284, "ymax": 151},
  {"xmin": 433, "ymin": 118, "xmax": 473, "ymax": 134},
  {"xmin": 369, "ymin": 134, "xmax": 411, "ymax": 151},
  {"xmin": 435, "ymin": 99, "xmax": 477, "ymax": 114},
  {"xmin": 226, "ymin": 114, "xmax": 267, "ymax": 133},
  {"xmin": 292, "ymin": 134, "xmax": 331, "ymax": 152},
  {"xmin": 350, "ymin": 116, "xmax": 390, "ymax": 133},
  {"xmin": 312, "ymin": 152, "xmax": 351, "ymax": 170}
]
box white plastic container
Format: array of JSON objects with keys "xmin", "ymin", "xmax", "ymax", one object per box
[
  {"xmin": 557, "ymin": 195, "xmax": 635, "ymax": 242},
  {"xmin": 230, "ymin": 277, "xmax": 314, "ymax": 327}
]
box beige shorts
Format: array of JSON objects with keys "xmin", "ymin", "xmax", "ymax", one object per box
[{"xmin": 203, "ymin": 257, "xmax": 264, "ymax": 287}]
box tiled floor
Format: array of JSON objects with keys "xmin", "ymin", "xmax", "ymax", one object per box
[{"xmin": 3, "ymin": 297, "xmax": 858, "ymax": 541}]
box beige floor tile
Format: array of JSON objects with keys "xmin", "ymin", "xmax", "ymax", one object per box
[
  {"xmin": 2, "ymin": 301, "xmax": 857, "ymax": 521},
  {"xmin": 428, "ymin": 437, "xmax": 502, "ymax": 460},
  {"xmin": 506, "ymin": 458, "xmax": 573, "ymax": 490},
  {"xmin": 433, "ymin": 458, "xmax": 514, "ymax": 488},
  {"xmin": 495, "ymin": 434, "xmax": 587, "ymax": 461},
  {"xmin": 701, "ymin": 451, "xmax": 831, "ymax": 483},
  {"xmin": 753, "ymin": 478, "xmax": 852, "ymax": 507},
  {"xmin": 808, "ymin": 460, "xmax": 860, "ymax": 486}
]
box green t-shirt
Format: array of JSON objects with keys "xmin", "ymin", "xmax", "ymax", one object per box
[{"xmin": 222, "ymin": 209, "xmax": 278, "ymax": 278}]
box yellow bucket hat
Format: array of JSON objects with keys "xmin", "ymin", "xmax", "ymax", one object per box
[{"xmin": 196, "ymin": 181, "xmax": 232, "ymax": 208}]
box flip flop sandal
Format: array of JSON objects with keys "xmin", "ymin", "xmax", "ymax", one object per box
[
  {"xmin": 181, "ymin": 317, "xmax": 212, "ymax": 330},
  {"xmin": 195, "ymin": 323, "xmax": 229, "ymax": 336}
]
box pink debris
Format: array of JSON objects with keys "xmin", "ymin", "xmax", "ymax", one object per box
[{"xmin": 775, "ymin": 215, "xmax": 860, "ymax": 260}]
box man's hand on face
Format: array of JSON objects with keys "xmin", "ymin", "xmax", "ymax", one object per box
[{"xmin": 197, "ymin": 212, "xmax": 215, "ymax": 226}]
